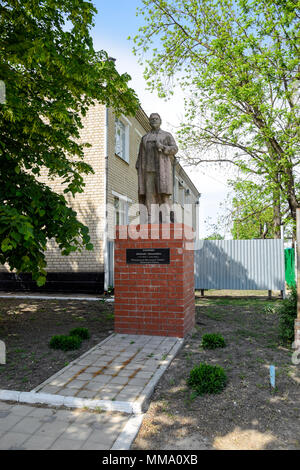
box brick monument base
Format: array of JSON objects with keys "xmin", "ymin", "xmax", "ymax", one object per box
[{"xmin": 114, "ymin": 224, "xmax": 195, "ymax": 338}]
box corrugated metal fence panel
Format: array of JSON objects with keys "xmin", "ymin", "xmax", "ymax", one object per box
[{"xmin": 194, "ymin": 239, "xmax": 285, "ymax": 291}]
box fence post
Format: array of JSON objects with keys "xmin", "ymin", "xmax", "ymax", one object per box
[{"xmin": 295, "ymin": 209, "xmax": 300, "ymax": 347}]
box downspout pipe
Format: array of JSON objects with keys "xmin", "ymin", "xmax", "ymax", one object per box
[{"xmin": 103, "ymin": 107, "xmax": 109, "ymax": 292}]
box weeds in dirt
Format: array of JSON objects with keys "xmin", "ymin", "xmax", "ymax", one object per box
[
  {"xmin": 201, "ymin": 333, "xmax": 226, "ymax": 350},
  {"xmin": 187, "ymin": 363, "xmax": 228, "ymax": 395},
  {"xmin": 49, "ymin": 335, "xmax": 82, "ymax": 351},
  {"xmin": 69, "ymin": 327, "xmax": 90, "ymax": 340}
]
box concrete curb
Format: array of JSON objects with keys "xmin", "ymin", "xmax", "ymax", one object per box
[
  {"xmin": 111, "ymin": 414, "xmax": 146, "ymax": 450},
  {"xmin": 0, "ymin": 295, "xmax": 114, "ymax": 302},
  {"xmin": 0, "ymin": 389, "xmax": 134, "ymax": 414}
]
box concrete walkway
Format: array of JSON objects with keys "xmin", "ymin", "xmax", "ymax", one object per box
[{"xmin": 0, "ymin": 334, "xmax": 183, "ymax": 450}]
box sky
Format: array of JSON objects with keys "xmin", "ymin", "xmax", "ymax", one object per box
[{"xmin": 90, "ymin": 0, "xmax": 232, "ymax": 238}]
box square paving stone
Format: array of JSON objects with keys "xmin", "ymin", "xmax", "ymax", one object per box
[
  {"xmin": 0, "ymin": 402, "xmax": 12, "ymax": 411},
  {"xmin": 63, "ymin": 424, "xmax": 93, "ymax": 441},
  {"xmin": 91, "ymin": 375, "xmax": 111, "ymax": 385},
  {"xmin": 85, "ymin": 382, "xmax": 105, "ymax": 392},
  {"xmin": 85, "ymin": 429, "xmax": 119, "ymax": 447},
  {"xmin": 39, "ymin": 385, "xmax": 61, "ymax": 394},
  {"xmin": 54, "ymin": 410, "xmax": 79, "ymax": 422},
  {"xmin": 76, "ymin": 390, "xmax": 97, "ymax": 399},
  {"xmin": 22, "ymin": 435, "xmax": 57, "ymax": 450},
  {"xmin": 0, "ymin": 431, "xmax": 29, "ymax": 450},
  {"xmin": 80, "ymin": 441, "xmax": 109, "ymax": 450},
  {"xmin": 9, "ymin": 404, "xmax": 33, "ymax": 416},
  {"xmin": 49, "ymin": 438, "xmax": 83, "ymax": 450},
  {"xmin": 76, "ymin": 373, "xmax": 94, "ymax": 381},
  {"xmin": 58, "ymin": 388, "xmax": 79, "ymax": 397},
  {"xmin": 38, "ymin": 420, "xmax": 69, "ymax": 437},
  {"xmin": 63, "ymin": 379, "xmax": 85, "ymax": 389},
  {"xmin": 109, "ymin": 376, "xmax": 130, "ymax": 385},
  {"xmin": 0, "ymin": 413, "xmax": 24, "ymax": 432},
  {"xmin": 10, "ymin": 416, "xmax": 43, "ymax": 435}
]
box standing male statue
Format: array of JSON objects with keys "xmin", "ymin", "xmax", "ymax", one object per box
[{"xmin": 136, "ymin": 113, "xmax": 178, "ymax": 223}]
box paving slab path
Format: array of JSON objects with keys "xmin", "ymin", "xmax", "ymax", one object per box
[{"xmin": 0, "ymin": 334, "xmax": 183, "ymax": 450}]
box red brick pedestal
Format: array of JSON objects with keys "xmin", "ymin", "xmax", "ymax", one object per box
[{"xmin": 114, "ymin": 224, "xmax": 195, "ymax": 338}]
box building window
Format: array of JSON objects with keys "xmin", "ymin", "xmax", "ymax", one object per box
[
  {"xmin": 115, "ymin": 118, "xmax": 129, "ymax": 163},
  {"xmin": 114, "ymin": 196, "xmax": 129, "ymax": 226}
]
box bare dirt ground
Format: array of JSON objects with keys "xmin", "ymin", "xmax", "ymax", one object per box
[
  {"xmin": 0, "ymin": 291, "xmax": 299, "ymax": 450},
  {"xmin": 0, "ymin": 297, "xmax": 114, "ymax": 391},
  {"xmin": 132, "ymin": 291, "xmax": 300, "ymax": 450}
]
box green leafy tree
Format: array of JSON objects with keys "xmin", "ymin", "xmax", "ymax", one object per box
[
  {"xmin": 133, "ymin": 0, "xmax": 300, "ymax": 237},
  {"xmin": 205, "ymin": 233, "xmax": 224, "ymax": 240},
  {"xmin": 229, "ymin": 179, "xmax": 277, "ymax": 239},
  {"xmin": 0, "ymin": 0, "xmax": 139, "ymax": 285},
  {"xmin": 226, "ymin": 178, "xmax": 294, "ymax": 239}
]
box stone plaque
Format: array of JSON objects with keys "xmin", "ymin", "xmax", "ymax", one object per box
[{"xmin": 126, "ymin": 248, "xmax": 170, "ymax": 265}]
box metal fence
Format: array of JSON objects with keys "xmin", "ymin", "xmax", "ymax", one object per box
[
  {"xmin": 194, "ymin": 239, "xmax": 285, "ymax": 291},
  {"xmin": 107, "ymin": 238, "xmax": 285, "ymax": 292}
]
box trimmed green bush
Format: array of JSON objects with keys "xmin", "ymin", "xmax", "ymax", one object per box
[
  {"xmin": 187, "ymin": 363, "xmax": 227, "ymax": 395},
  {"xmin": 201, "ymin": 333, "xmax": 226, "ymax": 349},
  {"xmin": 69, "ymin": 327, "xmax": 90, "ymax": 340},
  {"xmin": 49, "ymin": 335, "xmax": 82, "ymax": 351},
  {"xmin": 278, "ymin": 285, "xmax": 297, "ymax": 344}
]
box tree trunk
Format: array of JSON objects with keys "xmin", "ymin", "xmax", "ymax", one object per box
[{"xmin": 273, "ymin": 175, "xmax": 281, "ymax": 239}]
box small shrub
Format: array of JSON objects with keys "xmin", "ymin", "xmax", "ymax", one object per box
[
  {"xmin": 69, "ymin": 327, "xmax": 90, "ymax": 340},
  {"xmin": 278, "ymin": 285, "xmax": 297, "ymax": 344},
  {"xmin": 49, "ymin": 335, "xmax": 82, "ymax": 351},
  {"xmin": 201, "ymin": 333, "xmax": 226, "ymax": 349},
  {"xmin": 187, "ymin": 363, "xmax": 227, "ymax": 395}
]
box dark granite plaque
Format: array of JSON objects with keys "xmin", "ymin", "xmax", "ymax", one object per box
[{"xmin": 126, "ymin": 248, "xmax": 170, "ymax": 265}]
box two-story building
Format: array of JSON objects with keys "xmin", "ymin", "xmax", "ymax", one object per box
[{"xmin": 0, "ymin": 104, "xmax": 201, "ymax": 293}]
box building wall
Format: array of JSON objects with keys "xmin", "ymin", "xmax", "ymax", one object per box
[
  {"xmin": 174, "ymin": 163, "xmax": 200, "ymax": 236},
  {"xmin": 106, "ymin": 108, "xmax": 150, "ymax": 238},
  {"xmin": 43, "ymin": 102, "xmax": 107, "ymax": 273}
]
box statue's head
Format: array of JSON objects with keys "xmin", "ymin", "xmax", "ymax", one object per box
[{"xmin": 149, "ymin": 113, "xmax": 161, "ymax": 130}]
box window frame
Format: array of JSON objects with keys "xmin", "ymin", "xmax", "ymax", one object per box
[{"xmin": 115, "ymin": 117, "xmax": 130, "ymax": 164}]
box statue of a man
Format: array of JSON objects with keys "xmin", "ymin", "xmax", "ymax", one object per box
[{"xmin": 136, "ymin": 113, "xmax": 178, "ymax": 223}]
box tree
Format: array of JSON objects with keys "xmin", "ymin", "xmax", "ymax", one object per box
[
  {"xmin": 228, "ymin": 179, "xmax": 277, "ymax": 239},
  {"xmin": 0, "ymin": 0, "xmax": 139, "ymax": 285},
  {"xmin": 205, "ymin": 233, "xmax": 224, "ymax": 240},
  {"xmin": 133, "ymin": 0, "xmax": 300, "ymax": 237}
]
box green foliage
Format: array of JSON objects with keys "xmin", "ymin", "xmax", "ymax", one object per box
[
  {"xmin": 133, "ymin": 0, "xmax": 300, "ymax": 234},
  {"xmin": 0, "ymin": 0, "xmax": 139, "ymax": 284},
  {"xmin": 201, "ymin": 333, "xmax": 226, "ymax": 349},
  {"xmin": 187, "ymin": 363, "xmax": 227, "ymax": 395},
  {"xmin": 49, "ymin": 335, "xmax": 82, "ymax": 351},
  {"xmin": 205, "ymin": 233, "xmax": 224, "ymax": 240},
  {"xmin": 228, "ymin": 179, "xmax": 278, "ymax": 239},
  {"xmin": 69, "ymin": 327, "xmax": 90, "ymax": 340},
  {"xmin": 277, "ymin": 286, "xmax": 297, "ymax": 344}
]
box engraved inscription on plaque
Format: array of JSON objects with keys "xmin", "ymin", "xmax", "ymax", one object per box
[{"xmin": 126, "ymin": 248, "xmax": 170, "ymax": 265}]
